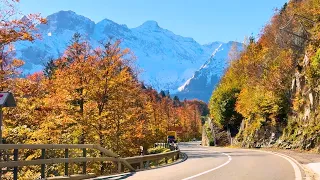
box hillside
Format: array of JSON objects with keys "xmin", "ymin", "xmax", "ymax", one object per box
[
  {"xmin": 209, "ymin": 0, "xmax": 320, "ymax": 150},
  {"xmin": 176, "ymin": 41, "xmax": 243, "ymax": 102}
]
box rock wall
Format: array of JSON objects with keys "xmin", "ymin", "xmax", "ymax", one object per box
[
  {"xmin": 277, "ymin": 53, "xmax": 320, "ymax": 150},
  {"xmin": 202, "ymin": 126, "xmax": 209, "ymax": 146},
  {"xmin": 202, "ymin": 118, "xmax": 230, "ymax": 147}
]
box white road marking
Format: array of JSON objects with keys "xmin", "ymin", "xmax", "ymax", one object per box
[
  {"xmin": 256, "ymin": 150, "xmax": 303, "ymax": 180},
  {"xmin": 230, "ymin": 147, "xmax": 303, "ymax": 180},
  {"xmin": 181, "ymin": 152, "xmax": 232, "ymax": 180}
]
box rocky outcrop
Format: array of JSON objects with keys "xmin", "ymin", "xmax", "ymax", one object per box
[
  {"xmin": 202, "ymin": 126, "xmax": 210, "ymax": 146},
  {"xmin": 276, "ymin": 52, "xmax": 320, "ymax": 150},
  {"xmin": 235, "ymin": 122, "xmax": 282, "ymax": 148},
  {"xmin": 234, "ymin": 52, "xmax": 314, "ymax": 149},
  {"xmin": 202, "ymin": 118, "xmax": 230, "ymax": 147}
]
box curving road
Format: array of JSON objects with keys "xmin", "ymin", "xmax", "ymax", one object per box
[{"xmin": 95, "ymin": 142, "xmax": 302, "ymax": 180}]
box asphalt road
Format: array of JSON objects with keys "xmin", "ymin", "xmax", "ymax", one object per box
[{"xmin": 96, "ymin": 142, "xmax": 301, "ymax": 180}]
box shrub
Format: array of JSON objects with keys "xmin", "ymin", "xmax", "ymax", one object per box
[{"xmin": 147, "ymin": 147, "xmax": 170, "ymax": 154}]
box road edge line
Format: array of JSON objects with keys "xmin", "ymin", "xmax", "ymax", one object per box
[
  {"xmin": 214, "ymin": 146, "xmax": 305, "ymax": 180},
  {"xmin": 181, "ymin": 152, "xmax": 232, "ymax": 180},
  {"xmin": 261, "ymin": 150, "xmax": 302, "ymax": 180},
  {"xmin": 262, "ymin": 150, "xmax": 319, "ymax": 180},
  {"xmin": 218, "ymin": 146, "xmax": 304, "ymax": 180}
]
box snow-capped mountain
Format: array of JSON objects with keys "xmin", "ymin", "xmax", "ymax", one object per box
[
  {"xmin": 15, "ymin": 10, "xmax": 241, "ymax": 102},
  {"xmin": 175, "ymin": 42, "xmax": 243, "ymax": 102}
]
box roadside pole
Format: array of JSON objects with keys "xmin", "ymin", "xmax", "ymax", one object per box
[
  {"xmin": 0, "ymin": 92, "xmax": 17, "ymax": 144},
  {"xmin": 0, "ymin": 105, "xmax": 2, "ymax": 144}
]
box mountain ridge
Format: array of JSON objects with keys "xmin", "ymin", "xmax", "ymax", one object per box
[{"xmin": 15, "ymin": 10, "xmax": 240, "ymax": 102}]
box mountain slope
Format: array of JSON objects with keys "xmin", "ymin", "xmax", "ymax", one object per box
[
  {"xmin": 15, "ymin": 10, "xmax": 240, "ymax": 101},
  {"xmin": 15, "ymin": 11, "xmax": 215, "ymax": 92},
  {"xmin": 176, "ymin": 42, "xmax": 243, "ymax": 102}
]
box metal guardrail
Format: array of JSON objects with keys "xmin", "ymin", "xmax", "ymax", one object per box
[
  {"xmin": 0, "ymin": 144, "xmax": 133, "ymax": 180},
  {"xmin": 124, "ymin": 150, "xmax": 180, "ymax": 170},
  {"xmin": 0, "ymin": 144, "xmax": 181, "ymax": 180}
]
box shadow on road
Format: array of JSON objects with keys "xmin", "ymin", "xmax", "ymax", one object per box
[
  {"xmin": 183, "ymin": 149, "xmax": 269, "ymax": 159},
  {"xmin": 93, "ymin": 172, "xmax": 136, "ymax": 180}
]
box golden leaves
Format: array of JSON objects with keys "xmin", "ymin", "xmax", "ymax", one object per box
[
  {"xmin": 1, "ymin": 5, "xmax": 204, "ymax": 158},
  {"xmin": 11, "ymin": 59, "xmax": 24, "ymax": 67}
]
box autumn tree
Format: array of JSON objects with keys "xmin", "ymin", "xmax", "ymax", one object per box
[
  {"xmin": 0, "ymin": 0, "xmax": 45, "ymax": 90},
  {"xmin": 0, "ymin": 1, "xmax": 206, "ymax": 178},
  {"xmin": 45, "ymin": 33, "xmax": 95, "ymax": 144}
]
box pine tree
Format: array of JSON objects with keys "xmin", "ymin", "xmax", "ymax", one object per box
[{"xmin": 43, "ymin": 58, "xmax": 57, "ymax": 78}]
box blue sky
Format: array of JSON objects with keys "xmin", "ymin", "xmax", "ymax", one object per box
[{"xmin": 18, "ymin": 0, "xmax": 287, "ymax": 44}]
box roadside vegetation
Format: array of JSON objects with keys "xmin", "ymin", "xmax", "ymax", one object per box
[
  {"xmin": 148, "ymin": 147, "xmax": 171, "ymax": 154},
  {"xmin": 209, "ymin": 0, "xmax": 320, "ymax": 150},
  {"xmin": 0, "ymin": 0, "xmax": 206, "ymax": 178}
]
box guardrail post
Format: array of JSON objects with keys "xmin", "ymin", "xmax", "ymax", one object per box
[
  {"xmin": 177, "ymin": 152, "xmax": 180, "ymax": 160},
  {"xmin": 64, "ymin": 149, "xmax": 69, "ymax": 176},
  {"xmin": 82, "ymin": 148, "xmax": 87, "ymax": 174},
  {"xmin": 117, "ymin": 161, "xmax": 122, "ymax": 173},
  {"xmin": 146, "ymin": 160, "xmax": 149, "ymax": 168},
  {"xmin": 0, "ymin": 152, "xmax": 2, "ymax": 180},
  {"xmin": 140, "ymin": 160, "xmax": 143, "ymax": 169},
  {"xmin": 165, "ymin": 157, "xmax": 168, "ymax": 164},
  {"xmin": 13, "ymin": 149, "xmax": 18, "ymax": 180},
  {"xmin": 41, "ymin": 149, "xmax": 45, "ymax": 179}
]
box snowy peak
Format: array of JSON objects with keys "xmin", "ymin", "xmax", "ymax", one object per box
[
  {"xmin": 47, "ymin": 10, "xmax": 90, "ymax": 22},
  {"xmin": 41, "ymin": 10, "xmax": 95, "ymax": 35},
  {"xmin": 94, "ymin": 18, "xmax": 131, "ymax": 40},
  {"xmin": 137, "ymin": 20, "xmax": 160, "ymax": 30},
  {"xmin": 97, "ymin": 18, "xmax": 129, "ymax": 29}
]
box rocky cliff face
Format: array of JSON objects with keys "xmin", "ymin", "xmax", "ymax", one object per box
[
  {"xmin": 202, "ymin": 118, "xmax": 230, "ymax": 147},
  {"xmin": 234, "ymin": 51, "xmax": 320, "ymax": 150},
  {"xmin": 277, "ymin": 52, "xmax": 320, "ymax": 150}
]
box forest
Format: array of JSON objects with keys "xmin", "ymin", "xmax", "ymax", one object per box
[{"xmin": 0, "ymin": 1, "xmax": 206, "ymax": 177}]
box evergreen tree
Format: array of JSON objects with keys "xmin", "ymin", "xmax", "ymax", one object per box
[
  {"xmin": 173, "ymin": 96, "xmax": 181, "ymax": 107},
  {"xmin": 280, "ymin": 2, "xmax": 288, "ymax": 15},
  {"xmin": 159, "ymin": 90, "xmax": 166, "ymax": 98},
  {"xmin": 43, "ymin": 58, "xmax": 57, "ymax": 78}
]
